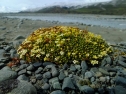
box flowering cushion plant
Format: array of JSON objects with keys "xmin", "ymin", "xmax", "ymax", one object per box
[{"xmin": 17, "ymin": 26, "xmax": 112, "ymax": 65}]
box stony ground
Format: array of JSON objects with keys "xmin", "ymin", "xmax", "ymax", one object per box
[{"xmin": 0, "ymin": 40, "xmax": 126, "ymax": 94}]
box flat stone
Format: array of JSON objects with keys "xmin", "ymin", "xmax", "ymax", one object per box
[
  {"xmin": 0, "ymin": 70, "xmax": 17, "ymax": 83},
  {"xmin": 85, "ymin": 71, "xmax": 93, "ymax": 78},
  {"xmin": 62, "ymin": 77, "xmax": 75, "ymax": 90},
  {"xmin": 50, "ymin": 90, "xmax": 66, "ymax": 94},
  {"xmin": 17, "ymin": 74, "xmax": 29, "ymax": 82},
  {"xmin": 35, "ymin": 67, "xmax": 43, "ymax": 74},
  {"xmin": 41, "ymin": 83, "xmax": 50, "ymax": 90},
  {"xmin": 18, "ymin": 69, "xmax": 27, "ymax": 75},
  {"xmin": 43, "ymin": 72, "xmax": 51, "ymax": 79},
  {"xmin": 99, "ymin": 77, "xmax": 107, "ymax": 82},
  {"xmin": 115, "ymin": 76, "xmax": 126, "ymax": 88},
  {"xmin": 99, "ymin": 68, "xmax": 109, "ymax": 76},
  {"xmin": 35, "ymin": 74, "xmax": 43, "ymax": 80},
  {"xmin": 49, "ymin": 77, "xmax": 59, "ymax": 84},
  {"xmin": 26, "ymin": 64, "xmax": 34, "ymax": 71},
  {"xmin": 43, "ymin": 62, "xmax": 55, "ymax": 67},
  {"xmin": 9, "ymin": 81, "xmax": 37, "ymax": 94},
  {"xmin": 33, "ymin": 62, "xmax": 42, "ymax": 68},
  {"xmin": 95, "ymin": 72, "xmax": 103, "ymax": 78},
  {"xmin": 118, "ymin": 60, "xmax": 126, "ymax": 68},
  {"xmin": 79, "ymin": 85, "xmax": 94, "ymax": 94},
  {"xmin": 19, "ymin": 64, "xmax": 28, "ymax": 70},
  {"xmin": 114, "ymin": 85, "xmax": 126, "ymax": 94},
  {"xmin": 52, "ymin": 81, "xmax": 61, "ymax": 89}
]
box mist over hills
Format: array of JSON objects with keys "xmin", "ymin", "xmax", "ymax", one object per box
[{"xmin": 20, "ymin": 0, "xmax": 126, "ymax": 15}]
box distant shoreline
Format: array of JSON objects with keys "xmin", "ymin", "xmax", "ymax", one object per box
[{"xmin": 0, "ymin": 13, "xmax": 126, "ymax": 44}]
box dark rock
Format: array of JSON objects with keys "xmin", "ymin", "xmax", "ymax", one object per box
[
  {"xmin": 118, "ymin": 60, "xmax": 126, "ymax": 68},
  {"xmin": 19, "ymin": 64, "xmax": 28, "ymax": 70},
  {"xmin": 17, "ymin": 74, "xmax": 29, "ymax": 82},
  {"xmin": 43, "ymin": 62, "xmax": 55, "ymax": 67},
  {"xmin": 106, "ymin": 56, "xmax": 112, "ymax": 65},
  {"xmin": 0, "ymin": 27, "xmax": 6, "ymax": 30},
  {"xmin": 79, "ymin": 85, "xmax": 94, "ymax": 94},
  {"xmin": 13, "ymin": 40, "xmax": 22, "ymax": 49},
  {"xmin": 9, "ymin": 81, "xmax": 37, "ymax": 94},
  {"xmin": 118, "ymin": 56, "xmax": 126, "ymax": 62},
  {"xmin": 14, "ymin": 35, "xmax": 25, "ymax": 40},
  {"xmin": 85, "ymin": 71, "xmax": 93, "ymax": 79},
  {"xmin": 98, "ymin": 88, "xmax": 106, "ymax": 94},
  {"xmin": 41, "ymin": 83, "xmax": 50, "ymax": 90},
  {"xmin": 18, "ymin": 69, "xmax": 27, "ymax": 75},
  {"xmin": 58, "ymin": 71, "xmax": 66, "ymax": 81},
  {"xmin": 0, "ymin": 79, "xmax": 19, "ymax": 94},
  {"xmin": 35, "ymin": 67, "xmax": 43, "ymax": 74},
  {"xmin": 115, "ymin": 76, "xmax": 126, "ymax": 87},
  {"xmin": 35, "ymin": 74, "xmax": 43, "ymax": 80},
  {"xmin": 33, "ymin": 62, "xmax": 42, "ymax": 68},
  {"xmin": 114, "ymin": 85, "xmax": 126, "ymax": 94},
  {"xmin": 27, "ymin": 64, "xmax": 35, "ymax": 71},
  {"xmin": 49, "ymin": 77, "xmax": 59, "ymax": 84},
  {"xmin": 75, "ymin": 65, "xmax": 81, "ymax": 70},
  {"xmin": 19, "ymin": 60, "xmax": 26, "ymax": 64},
  {"xmin": 43, "ymin": 72, "xmax": 51, "ymax": 79},
  {"xmin": 4, "ymin": 45, "xmax": 12, "ymax": 51},
  {"xmin": 0, "ymin": 63, "xmax": 5, "ymax": 69},
  {"xmin": 63, "ymin": 63, "xmax": 69, "ymax": 70},
  {"xmin": 62, "ymin": 77, "xmax": 75, "ymax": 90},
  {"xmin": 52, "ymin": 81, "xmax": 61, "ymax": 89},
  {"xmin": 81, "ymin": 61, "xmax": 88, "ymax": 73},
  {"xmin": 26, "ymin": 71, "xmax": 32, "ymax": 75},
  {"xmin": 99, "ymin": 68, "xmax": 109, "ymax": 75},
  {"xmin": 107, "ymin": 88, "xmax": 115, "ymax": 94},
  {"xmin": 46, "ymin": 65, "xmax": 59, "ymax": 77},
  {"xmin": 70, "ymin": 64, "xmax": 76, "ymax": 72},
  {"xmin": 0, "ymin": 68, "xmax": 17, "ymax": 83},
  {"xmin": 50, "ymin": 90, "xmax": 66, "ymax": 94}
]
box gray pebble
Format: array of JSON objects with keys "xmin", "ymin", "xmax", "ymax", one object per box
[
  {"xmin": 17, "ymin": 74, "xmax": 29, "ymax": 82},
  {"xmin": 18, "ymin": 69, "xmax": 27, "ymax": 75},
  {"xmin": 99, "ymin": 68, "xmax": 109, "ymax": 76},
  {"xmin": 27, "ymin": 64, "xmax": 34, "ymax": 71},
  {"xmin": 85, "ymin": 71, "xmax": 93, "ymax": 78},
  {"xmin": 43, "ymin": 72, "xmax": 51, "ymax": 79},
  {"xmin": 118, "ymin": 60, "xmax": 126, "ymax": 68},
  {"xmin": 62, "ymin": 77, "xmax": 75, "ymax": 90},
  {"xmin": 58, "ymin": 71, "xmax": 66, "ymax": 81},
  {"xmin": 42, "ymin": 83, "xmax": 50, "ymax": 90},
  {"xmin": 35, "ymin": 74, "xmax": 43, "ymax": 80}
]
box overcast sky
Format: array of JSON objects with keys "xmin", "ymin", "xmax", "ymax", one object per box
[{"xmin": 0, "ymin": 0, "xmax": 112, "ymax": 12}]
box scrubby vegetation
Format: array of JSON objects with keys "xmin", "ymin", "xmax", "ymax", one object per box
[{"xmin": 17, "ymin": 26, "xmax": 112, "ymax": 65}]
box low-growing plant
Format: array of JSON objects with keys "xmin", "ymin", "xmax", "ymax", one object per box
[{"xmin": 17, "ymin": 26, "xmax": 112, "ymax": 65}]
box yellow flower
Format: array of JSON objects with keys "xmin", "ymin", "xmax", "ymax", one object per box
[
  {"xmin": 60, "ymin": 51, "xmax": 64, "ymax": 55},
  {"xmin": 73, "ymin": 60, "xmax": 79, "ymax": 64},
  {"xmin": 91, "ymin": 60, "xmax": 98, "ymax": 65}
]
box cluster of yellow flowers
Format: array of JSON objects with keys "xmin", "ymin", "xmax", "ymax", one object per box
[{"xmin": 17, "ymin": 26, "xmax": 112, "ymax": 65}]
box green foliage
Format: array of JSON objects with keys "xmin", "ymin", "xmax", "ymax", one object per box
[{"xmin": 17, "ymin": 26, "xmax": 112, "ymax": 65}]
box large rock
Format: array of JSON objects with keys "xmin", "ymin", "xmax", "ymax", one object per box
[
  {"xmin": 8, "ymin": 81, "xmax": 37, "ymax": 94},
  {"xmin": 0, "ymin": 67, "xmax": 17, "ymax": 83}
]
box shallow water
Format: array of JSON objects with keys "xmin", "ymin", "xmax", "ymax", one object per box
[{"xmin": 4, "ymin": 13, "xmax": 126, "ymax": 29}]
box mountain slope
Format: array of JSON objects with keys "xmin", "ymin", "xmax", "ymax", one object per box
[{"xmin": 20, "ymin": 0, "xmax": 126, "ymax": 15}]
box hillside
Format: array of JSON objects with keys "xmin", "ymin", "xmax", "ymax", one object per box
[{"xmin": 20, "ymin": 0, "xmax": 126, "ymax": 15}]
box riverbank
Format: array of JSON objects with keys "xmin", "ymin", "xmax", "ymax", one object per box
[{"xmin": 0, "ymin": 15, "xmax": 126, "ymax": 44}]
